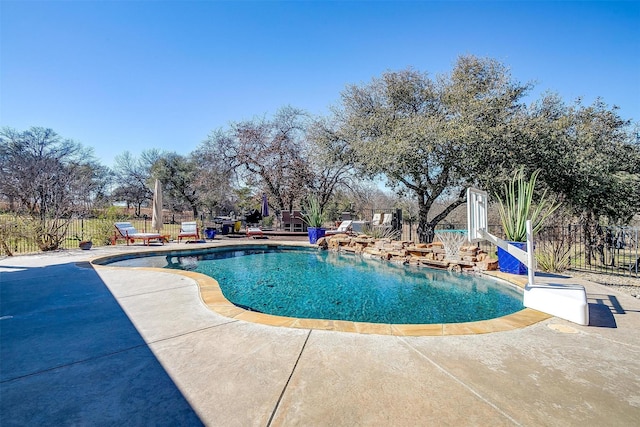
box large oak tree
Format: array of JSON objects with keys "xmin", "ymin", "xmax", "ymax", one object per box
[{"xmin": 319, "ymin": 55, "xmax": 530, "ymax": 242}]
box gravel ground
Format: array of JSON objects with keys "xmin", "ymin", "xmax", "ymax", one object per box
[{"xmin": 570, "ymin": 271, "xmax": 640, "ymax": 299}]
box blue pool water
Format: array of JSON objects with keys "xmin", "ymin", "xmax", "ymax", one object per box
[{"xmin": 107, "ymin": 246, "xmax": 523, "ymax": 324}]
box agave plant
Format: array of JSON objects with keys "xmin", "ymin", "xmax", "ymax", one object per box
[
  {"xmin": 535, "ymin": 239, "xmax": 574, "ymax": 273},
  {"xmin": 362, "ymin": 225, "xmax": 401, "ymax": 240},
  {"xmin": 301, "ymin": 196, "xmax": 326, "ymax": 228},
  {"xmin": 496, "ymin": 169, "xmax": 561, "ymax": 242}
]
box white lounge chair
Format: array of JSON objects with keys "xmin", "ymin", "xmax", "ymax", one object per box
[
  {"xmin": 325, "ymin": 220, "xmax": 353, "ymax": 236},
  {"xmin": 178, "ymin": 221, "xmax": 199, "ymax": 242},
  {"xmin": 113, "ymin": 222, "xmax": 164, "ymax": 246}
]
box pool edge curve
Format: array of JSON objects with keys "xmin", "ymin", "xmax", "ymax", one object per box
[{"xmin": 90, "ymin": 242, "xmax": 551, "ymax": 336}]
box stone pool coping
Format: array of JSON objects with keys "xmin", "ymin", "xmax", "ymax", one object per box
[{"xmin": 91, "ymin": 242, "xmax": 551, "ymax": 336}]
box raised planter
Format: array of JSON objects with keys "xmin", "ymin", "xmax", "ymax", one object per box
[
  {"xmin": 307, "ymin": 227, "xmax": 326, "ymax": 244},
  {"xmin": 497, "ymin": 241, "xmax": 528, "ymax": 275}
]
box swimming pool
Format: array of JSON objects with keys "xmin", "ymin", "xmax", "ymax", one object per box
[{"xmin": 104, "ymin": 245, "xmax": 523, "ymax": 324}]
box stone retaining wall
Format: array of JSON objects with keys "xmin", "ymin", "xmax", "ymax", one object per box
[{"xmin": 317, "ymin": 234, "xmax": 498, "ymax": 272}]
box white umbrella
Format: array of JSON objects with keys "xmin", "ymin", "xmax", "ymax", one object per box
[{"xmin": 151, "ymin": 179, "xmax": 163, "ymax": 232}]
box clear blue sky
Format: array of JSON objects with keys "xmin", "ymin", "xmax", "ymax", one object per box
[{"xmin": 2, "ymin": 1, "xmax": 638, "ymax": 168}]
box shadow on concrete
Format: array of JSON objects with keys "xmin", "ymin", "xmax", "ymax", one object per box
[
  {"xmin": 587, "ymin": 290, "xmax": 640, "ymax": 327},
  {"xmin": 588, "ymin": 302, "xmax": 617, "ymax": 328},
  {"xmin": 0, "ymin": 262, "xmax": 203, "ymax": 425}
]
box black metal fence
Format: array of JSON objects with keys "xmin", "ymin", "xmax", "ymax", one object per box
[
  {"xmin": 1, "ymin": 210, "xmax": 638, "ymax": 278},
  {"xmin": 400, "ymin": 221, "xmax": 639, "ymax": 278},
  {"xmin": 333, "ymin": 209, "xmax": 639, "ymax": 278},
  {"xmin": 537, "ymin": 224, "xmax": 639, "ymax": 277},
  {"xmin": 0, "ymin": 211, "xmax": 197, "ymax": 255}
]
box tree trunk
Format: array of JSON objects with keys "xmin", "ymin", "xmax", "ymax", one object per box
[
  {"xmin": 582, "ymin": 211, "xmax": 602, "ymax": 266},
  {"xmin": 414, "ymin": 187, "xmax": 466, "ymax": 243},
  {"xmin": 416, "ymin": 193, "xmax": 435, "ymax": 243},
  {"xmin": 417, "ymin": 220, "xmax": 435, "ymax": 244}
]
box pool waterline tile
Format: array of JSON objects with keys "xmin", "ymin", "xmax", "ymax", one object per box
[{"xmin": 92, "ymin": 245, "xmax": 550, "ymax": 337}]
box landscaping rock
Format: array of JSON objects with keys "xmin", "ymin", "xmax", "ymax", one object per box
[{"xmin": 321, "ymin": 234, "xmax": 498, "ymax": 272}]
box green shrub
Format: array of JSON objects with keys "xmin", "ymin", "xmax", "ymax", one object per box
[
  {"xmin": 362, "ymin": 225, "xmax": 400, "ymax": 240},
  {"xmin": 23, "ymin": 216, "xmax": 70, "ymax": 251},
  {"xmin": 535, "ymin": 238, "xmax": 574, "ymax": 273},
  {"xmin": 93, "ymin": 206, "xmax": 126, "ymax": 245},
  {"xmin": 262, "ymin": 215, "xmax": 274, "ymax": 228}
]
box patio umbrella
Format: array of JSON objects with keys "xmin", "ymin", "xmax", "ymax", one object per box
[
  {"xmin": 151, "ymin": 179, "xmax": 163, "ymax": 232},
  {"xmin": 261, "ymin": 193, "xmax": 269, "ymax": 217}
]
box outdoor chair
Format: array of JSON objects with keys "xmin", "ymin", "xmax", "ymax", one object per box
[
  {"xmin": 282, "ymin": 211, "xmax": 306, "ymax": 232},
  {"xmin": 371, "ymin": 213, "xmax": 382, "ymax": 225},
  {"xmin": 325, "ymin": 220, "xmax": 354, "ymax": 236},
  {"xmin": 113, "ymin": 222, "xmax": 164, "ymax": 246},
  {"xmin": 381, "ymin": 213, "xmax": 393, "ymax": 227},
  {"xmin": 291, "ymin": 210, "xmax": 306, "ymax": 232},
  {"xmin": 178, "ymin": 221, "xmax": 199, "ymax": 242},
  {"xmin": 282, "ymin": 211, "xmax": 292, "ymax": 231},
  {"xmin": 246, "ymin": 226, "xmax": 266, "ymax": 239}
]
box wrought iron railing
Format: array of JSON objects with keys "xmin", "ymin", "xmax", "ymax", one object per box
[
  {"xmin": 1, "ymin": 210, "xmax": 638, "ymax": 278},
  {"xmin": 400, "ymin": 221, "xmax": 639, "ymax": 278}
]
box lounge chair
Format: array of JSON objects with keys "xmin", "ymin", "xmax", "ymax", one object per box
[
  {"xmin": 380, "ymin": 213, "xmax": 393, "ymax": 227},
  {"xmin": 113, "ymin": 222, "xmax": 164, "ymax": 246},
  {"xmin": 282, "ymin": 211, "xmax": 306, "ymax": 232},
  {"xmin": 246, "ymin": 226, "xmax": 266, "ymax": 239},
  {"xmin": 371, "ymin": 213, "xmax": 382, "ymax": 225},
  {"xmin": 325, "ymin": 220, "xmax": 353, "ymax": 236},
  {"xmin": 292, "ymin": 210, "xmax": 306, "ymax": 232},
  {"xmin": 178, "ymin": 221, "xmax": 199, "ymax": 242},
  {"xmin": 282, "ymin": 211, "xmax": 292, "ymax": 231}
]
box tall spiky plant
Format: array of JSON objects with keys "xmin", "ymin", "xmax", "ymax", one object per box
[
  {"xmin": 496, "ymin": 169, "xmax": 561, "ymax": 242},
  {"xmin": 301, "ymin": 196, "xmax": 326, "ymax": 228},
  {"xmin": 362, "ymin": 225, "xmax": 401, "ymax": 240}
]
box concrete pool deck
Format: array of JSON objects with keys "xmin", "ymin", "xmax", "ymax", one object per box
[{"xmin": 1, "ymin": 240, "xmax": 640, "ymax": 425}]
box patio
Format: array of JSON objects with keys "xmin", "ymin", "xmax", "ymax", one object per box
[{"xmin": 1, "ymin": 241, "xmax": 639, "ymax": 425}]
